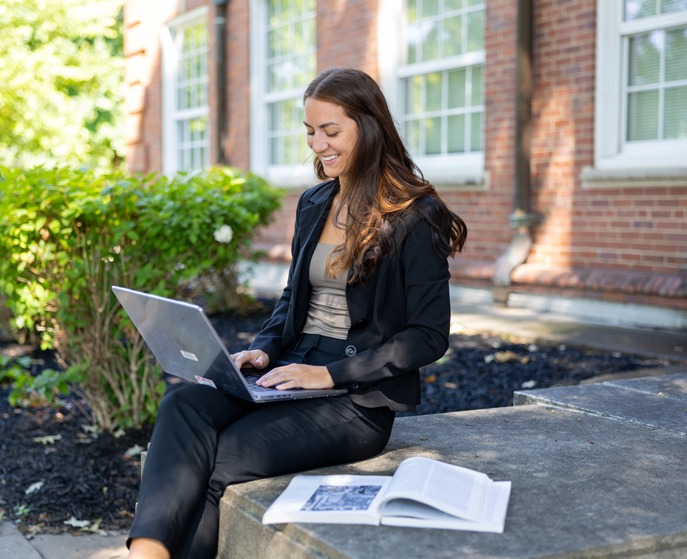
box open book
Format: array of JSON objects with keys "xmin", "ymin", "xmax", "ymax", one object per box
[{"xmin": 262, "ymin": 456, "xmax": 511, "ymax": 533}]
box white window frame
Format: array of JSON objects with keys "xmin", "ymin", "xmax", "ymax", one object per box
[
  {"xmin": 249, "ymin": 0, "xmax": 317, "ymax": 188},
  {"xmin": 379, "ymin": 0, "xmax": 486, "ymax": 190},
  {"xmin": 594, "ymin": 0, "xmax": 687, "ymax": 173},
  {"xmin": 161, "ymin": 6, "xmax": 210, "ymax": 176}
]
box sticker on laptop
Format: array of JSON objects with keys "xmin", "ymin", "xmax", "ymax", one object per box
[
  {"xmin": 195, "ymin": 376, "xmax": 217, "ymax": 389},
  {"xmin": 180, "ymin": 350, "xmax": 198, "ymax": 362}
]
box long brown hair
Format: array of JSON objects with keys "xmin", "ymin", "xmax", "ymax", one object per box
[{"xmin": 304, "ymin": 68, "xmax": 467, "ymax": 284}]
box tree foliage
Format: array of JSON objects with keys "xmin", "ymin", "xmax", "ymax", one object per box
[{"xmin": 0, "ymin": 0, "xmax": 124, "ymax": 171}]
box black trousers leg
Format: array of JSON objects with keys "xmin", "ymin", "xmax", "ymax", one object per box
[
  {"xmin": 129, "ymin": 384, "xmax": 394, "ymax": 559},
  {"xmin": 128, "ymin": 385, "xmax": 259, "ymax": 552}
]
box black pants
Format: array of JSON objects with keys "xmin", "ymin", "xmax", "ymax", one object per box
[{"xmin": 128, "ymin": 335, "xmax": 395, "ymax": 559}]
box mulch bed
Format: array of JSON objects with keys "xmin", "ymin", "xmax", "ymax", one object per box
[{"xmin": 0, "ymin": 298, "xmax": 665, "ymax": 535}]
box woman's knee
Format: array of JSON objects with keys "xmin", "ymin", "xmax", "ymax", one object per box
[{"xmin": 157, "ymin": 384, "xmax": 215, "ymax": 419}]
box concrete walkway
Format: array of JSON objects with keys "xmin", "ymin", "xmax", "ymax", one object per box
[{"xmin": 2, "ymin": 299, "xmax": 685, "ymax": 558}]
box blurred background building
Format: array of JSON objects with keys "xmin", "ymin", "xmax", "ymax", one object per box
[{"xmin": 123, "ymin": 0, "xmax": 687, "ymax": 330}]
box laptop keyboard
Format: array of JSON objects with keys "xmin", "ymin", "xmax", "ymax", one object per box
[{"xmin": 243, "ymin": 374, "xmax": 279, "ymax": 392}]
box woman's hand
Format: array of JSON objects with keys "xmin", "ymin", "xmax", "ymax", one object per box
[
  {"xmin": 256, "ymin": 364, "xmax": 335, "ymax": 390},
  {"xmin": 231, "ymin": 349, "xmax": 269, "ymax": 370}
]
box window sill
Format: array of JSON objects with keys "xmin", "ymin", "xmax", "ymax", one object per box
[{"xmin": 580, "ymin": 166, "xmax": 687, "ymax": 189}]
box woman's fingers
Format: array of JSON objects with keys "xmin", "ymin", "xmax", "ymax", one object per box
[
  {"xmin": 257, "ymin": 364, "xmax": 334, "ymax": 390},
  {"xmin": 231, "ymin": 350, "xmax": 269, "ymax": 370}
]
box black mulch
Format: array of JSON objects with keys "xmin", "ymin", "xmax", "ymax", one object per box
[{"xmin": 0, "ymin": 298, "xmax": 665, "ymax": 534}]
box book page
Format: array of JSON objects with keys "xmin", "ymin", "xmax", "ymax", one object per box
[
  {"xmin": 381, "ymin": 481, "xmax": 512, "ymax": 533},
  {"xmin": 382, "ymin": 457, "xmax": 491, "ymax": 522},
  {"xmin": 262, "ymin": 474, "xmax": 392, "ymax": 526}
]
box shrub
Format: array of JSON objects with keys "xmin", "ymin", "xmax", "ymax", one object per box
[{"xmin": 0, "ymin": 166, "xmax": 282, "ymax": 430}]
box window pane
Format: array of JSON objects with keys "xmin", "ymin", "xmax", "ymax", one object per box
[
  {"xmin": 406, "ymin": 76, "xmax": 422, "ymax": 114},
  {"xmin": 446, "ymin": 0, "xmax": 462, "ymax": 10},
  {"xmin": 664, "ymin": 86, "xmax": 687, "ymax": 139},
  {"xmin": 270, "ymin": 137, "xmax": 280, "ymax": 165},
  {"xmin": 470, "ymin": 112, "xmax": 482, "ymax": 151},
  {"xmin": 661, "ymin": 0, "xmax": 687, "ymax": 14},
  {"xmin": 448, "ymin": 114, "xmax": 465, "ymax": 153},
  {"xmin": 422, "ymin": 21, "xmax": 440, "ymax": 61},
  {"xmin": 426, "ymin": 73, "xmax": 443, "ymax": 112},
  {"xmin": 448, "ymin": 69, "xmax": 466, "ymax": 108},
  {"xmin": 627, "ymin": 90, "xmax": 659, "ymax": 140},
  {"xmin": 665, "ymin": 27, "xmax": 687, "ymax": 82},
  {"xmin": 423, "ymin": 0, "xmax": 440, "ymax": 18},
  {"xmin": 471, "ymin": 66, "xmax": 482, "ymax": 106},
  {"xmin": 629, "ymin": 32, "xmax": 662, "ymax": 86},
  {"xmin": 407, "ymin": 25, "xmax": 420, "ymax": 63},
  {"xmin": 408, "ymin": 0, "xmax": 418, "ymax": 22},
  {"xmin": 425, "ymin": 117, "xmax": 442, "ymax": 154},
  {"xmin": 406, "ymin": 119, "xmax": 420, "ymax": 153},
  {"xmin": 467, "ymin": 10, "xmax": 483, "ymax": 52},
  {"xmin": 444, "ymin": 15, "xmax": 462, "ymax": 57},
  {"xmin": 624, "ymin": 0, "xmax": 657, "ymax": 20}
]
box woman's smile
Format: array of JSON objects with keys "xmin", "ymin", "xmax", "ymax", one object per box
[{"xmin": 303, "ymin": 97, "xmax": 359, "ymax": 188}]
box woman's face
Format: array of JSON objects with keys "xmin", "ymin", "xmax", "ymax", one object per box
[{"xmin": 303, "ymin": 98, "xmax": 359, "ymax": 185}]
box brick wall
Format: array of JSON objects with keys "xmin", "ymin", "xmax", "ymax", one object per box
[
  {"xmin": 447, "ymin": 0, "xmax": 519, "ymax": 271},
  {"xmin": 518, "ymin": 0, "xmax": 687, "ymax": 306},
  {"xmin": 124, "ymin": 0, "xmax": 687, "ymax": 308},
  {"xmin": 316, "ymin": 0, "xmax": 379, "ymax": 76},
  {"xmin": 124, "ymin": 0, "xmax": 188, "ymax": 174},
  {"xmin": 225, "ymin": 1, "xmax": 251, "ymax": 170}
]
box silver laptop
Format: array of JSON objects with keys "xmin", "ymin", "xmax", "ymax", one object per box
[{"xmin": 112, "ymin": 286, "xmax": 348, "ymax": 403}]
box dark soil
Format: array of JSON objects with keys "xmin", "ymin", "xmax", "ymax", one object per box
[{"xmin": 0, "ymin": 298, "xmax": 665, "ymax": 534}]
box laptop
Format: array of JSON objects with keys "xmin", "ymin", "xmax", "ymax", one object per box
[{"xmin": 112, "ymin": 286, "xmax": 348, "ymax": 403}]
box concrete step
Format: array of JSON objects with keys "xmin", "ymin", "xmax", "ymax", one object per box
[
  {"xmin": 216, "ymin": 395, "xmax": 687, "ymax": 559},
  {"xmin": 514, "ymin": 371, "xmax": 687, "ymax": 435}
]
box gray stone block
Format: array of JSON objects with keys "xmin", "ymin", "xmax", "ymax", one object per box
[
  {"xmin": 217, "ymin": 405, "xmax": 687, "ymax": 559},
  {"xmin": 514, "ymin": 382, "xmax": 687, "ymax": 434},
  {"xmin": 607, "ymin": 373, "xmax": 687, "ymax": 401},
  {"xmin": 0, "ymin": 522, "xmax": 42, "ymax": 559}
]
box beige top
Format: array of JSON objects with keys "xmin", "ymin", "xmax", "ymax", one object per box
[{"xmin": 301, "ymin": 243, "xmax": 351, "ymax": 340}]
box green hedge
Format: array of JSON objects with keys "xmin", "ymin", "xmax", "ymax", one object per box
[{"xmin": 0, "ymin": 166, "xmax": 282, "ymax": 430}]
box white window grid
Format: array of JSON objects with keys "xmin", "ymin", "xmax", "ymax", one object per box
[
  {"xmin": 398, "ymin": 0, "xmax": 485, "ymax": 161},
  {"xmin": 406, "ymin": 0, "xmax": 485, "ymax": 64},
  {"xmin": 621, "ymin": 17, "xmax": 687, "ymax": 143},
  {"xmin": 401, "ymin": 66, "xmax": 484, "ymax": 157},
  {"xmin": 264, "ymin": 0, "xmax": 316, "ymax": 167}
]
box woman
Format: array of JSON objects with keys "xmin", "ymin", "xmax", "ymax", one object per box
[{"xmin": 128, "ymin": 68, "xmax": 466, "ymax": 559}]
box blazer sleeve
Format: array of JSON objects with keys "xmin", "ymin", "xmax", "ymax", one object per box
[
  {"xmin": 247, "ymin": 194, "xmax": 304, "ymax": 366},
  {"xmin": 327, "ymin": 219, "xmax": 450, "ymax": 385}
]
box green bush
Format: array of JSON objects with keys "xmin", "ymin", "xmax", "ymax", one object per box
[{"xmin": 0, "ymin": 166, "xmax": 282, "ymax": 430}]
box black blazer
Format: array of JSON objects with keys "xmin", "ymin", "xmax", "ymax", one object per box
[{"xmin": 250, "ymin": 179, "xmax": 451, "ymax": 411}]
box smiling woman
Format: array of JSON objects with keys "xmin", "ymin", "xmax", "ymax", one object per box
[{"xmin": 126, "ymin": 68, "xmax": 467, "ymax": 559}]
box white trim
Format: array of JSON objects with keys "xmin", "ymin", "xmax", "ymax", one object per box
[
  {"xmin": 165, "ymin": 5, "xmax": 208, "ymax": 29},
  {"xmin": 379, "ymin": 0, "xmax": 486, "ymax": 190},
  {"xmin": 594, "ymin": 0, "xmax": 687, "ymax": 176},
  {"xmin": 249, "ymin": 0, "xmax": 317, "ymax": 188},
  {"xmin": 162, "ymin": 6, "xmax": 210, "ymax": 176},
  {"xmin": 580, "ymin": 166, "xmax": 687, "ymax": 189},
  {"xmin": 620, "ymin": 10, "xmax": 687, "ymax": 35},
  {"xmin": 397, "ymin": 51, "xmax": 486, "ymax": 78}
]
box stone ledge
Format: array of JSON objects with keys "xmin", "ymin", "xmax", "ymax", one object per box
[
  {"xmin": 514, "ymin": 372, "xmax": 687, "ymax": 435},
  {"xmin": 511, "ymin": 264, "xmax": 687, "ymax": 299},
  {"xmin": 581, "ymin": 166, "xmax": 687, "ymax": 189},
  {"xmin": 217, "ymin": 401, "xmax": 687, "ymax": 559}
]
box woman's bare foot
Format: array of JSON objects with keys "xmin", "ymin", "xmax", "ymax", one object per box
[{"xmin": 128, "ymin": 537, "xmax": 170, "ymax": 559}]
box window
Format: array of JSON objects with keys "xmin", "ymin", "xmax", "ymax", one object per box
[
  {"xmin": 594, "ymin": 0, "xmax": 687, "ymax": 173},
  {"xmin": 379, "ymin": 0, "xmax": 486, "ymax": 187},
  {"xmin": 251, "ymin": 0, "xmax": 317, "ymax": 186},
  {"xmin": 162, "ymin": 8, "xmax": 210, "ymax": 176}
]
